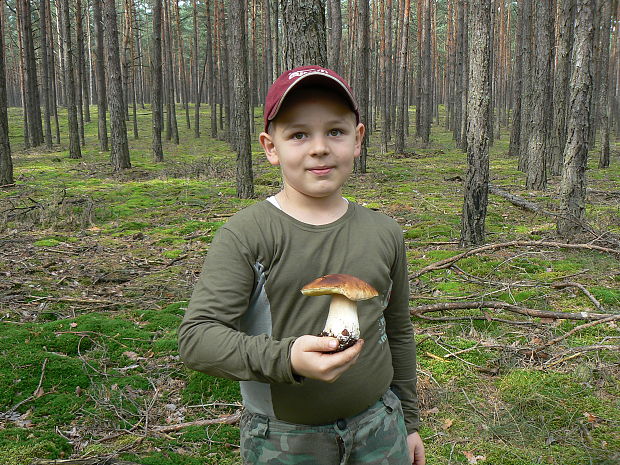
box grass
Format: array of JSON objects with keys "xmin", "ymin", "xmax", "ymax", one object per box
[{"xmin": 1, "ymin": 104, "xmax": 619, "ymax": 464}]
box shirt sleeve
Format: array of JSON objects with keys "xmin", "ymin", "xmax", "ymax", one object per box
[
  {"xmin": 384, "ymin": 228, "xmax": 420, "ymax": 434},
  {"xmin": 178, "ymin": 226, "xmax": 300, "ymax": 385}
]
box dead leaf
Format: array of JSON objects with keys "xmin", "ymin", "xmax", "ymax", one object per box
[
  {"xmin": 583, "ymin": 412, "xmax": 598, "ymax": 423},
  {"xmin": 424, "ymin": 407, "xmax": 440, "ymax": 415},
  {"xmin": 442, "ymin": 418, "xmax": 454, "ymax": 430},
  {"xmin": 123, "ymin": 350, "xmax": 141, "ymax": 360},
  {"xmin": 463, "ymin": 451, "xmax": 486, "ymax": 464},
  {"xmin": 34, "ymin": 387, "xmax": 45, "ymax": 398},
  {"xmin": 69, "ymin": 322, "xmax": 78, "ymax": 328}
]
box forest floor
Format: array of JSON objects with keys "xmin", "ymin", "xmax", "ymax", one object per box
[{"xmin": 1, "ymin": 105, "xmax": 619, "ymax": 465}]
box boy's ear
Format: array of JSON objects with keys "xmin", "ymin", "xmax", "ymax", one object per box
[
  {"xmin": 259, "ymin": 132, "xmax": 280, "ymax": 166},
  {"xmin": 353, "ymin": 123, "xmax": 366, "ymax": 159}
]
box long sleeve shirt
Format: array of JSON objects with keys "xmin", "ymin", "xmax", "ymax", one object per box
[{"xmin": 178, "ymin": 200, "xmax": 420, "ymax": 433}]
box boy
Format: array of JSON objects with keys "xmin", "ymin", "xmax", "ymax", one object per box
[{"xmin": 178, "ymin": 65, "xmax": 425, "ymax": 464}]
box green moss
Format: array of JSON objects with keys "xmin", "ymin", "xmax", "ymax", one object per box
[
  {"xmin": 33, "ymin": 239, "xmax": 62, "ymax": 247},
  {"xmin": 0, "ymin": 429, "xmax": 71, "ymax": 465},
  {"xmin": 182, "ymin": 371, "xmax": 241, "ymax": 405}
]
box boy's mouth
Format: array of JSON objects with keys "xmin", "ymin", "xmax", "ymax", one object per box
[{"xmin": 308, "ymin": 166, "xmax": 333, "ymax": 176}]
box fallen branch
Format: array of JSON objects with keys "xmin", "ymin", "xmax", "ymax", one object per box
[
  {"xmin": 410, "ymin": 240, "xmax": 620, "ymax": 279},
  {"xmin": 410, "ymin": 301, "xmax": 612, "ymax": 321},
  {"xmin": 1, "ymin": 358, "xmax": 47, "ymax": 419},
  {"xmin": 533, "ymin": 314, "xmax": 620, "ymax": 353},
  {"xmin": 30, "ymin": 459, "xmax": 142, "ymax": 465},
  {"xmin": 151, "ymin": 411, "xmax": 241, "ymax": 433},
  {"xmin": 489, "ymin": 184, "xmax": 555, "ymax": 216},
  {"xmin": 551, "ymin": 281, "xmax": 605, "ymax": 312}
]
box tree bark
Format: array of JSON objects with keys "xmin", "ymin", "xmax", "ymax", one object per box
[
  {"xmin": 557, "ymin": 0, "xmax": 594, "ymax": 238},
  {"xmin": 17, "ymin": 0, "xmax": 44, "ymax": 147},
  {"xmin": 517, "ymin": 0, "xmax": 532, "ymax": 171},
  {"xmin": 227, "ymin": 0, "xmax": 254, "ymax": 198},
  {"xmin": 458, "ymin": 0, "xmax": 469, "ymax": 151},
  {"xmin": 549, "ymin": 0, "xmax": 574, "ymax": 174},
  {"xmin": 597, "ymin": 0, "xmax": 611, "ymax": 168},
  {"xmin": 420, "ymin": 0, "xmax": 432, "ymax": 143},
  {"xmin": 281, "ymin": 0, "xmax": 327, "ymax": 68},
  {"xmin": 525, "ymin": 0, "xmax": 552, "ymax": 190},
  {"xmin": 327, "ymin": 0, "xmax": 342, "ymax": 73},
  {"xmin": 61, "ymin": 0, "xmax": 82, "ymax": 159},
  {"xmin": 0, "ymin": 3, "xmax": 13, "ymax": 186},
  {"xmin": 40, "ymin": 0, "xmax": 53, "ymax": 149},
  {"xmin": 460, "ymin": 0, "xmax": 490, "ymax": 246},
  {"xmin": 394, "ymin": 0, "xmax": 410, "ymax": 154},
  {"xmin": 76, "ymin": 0, "xmax": 85, "ymax": 145},
  {"xmin": 152, "ymin": 0, "xmax": 164, "ymax": 162},
  {"xmin": 354, "ymin": 0, "xmax": 369, "ymax": 173},
  {"xmin": 103, "ymin": 0, "xmax": 131, "ymax": 170},
  {"xmin": 93, "ymin": 0, "xmax": 109, "ymax": 151}
]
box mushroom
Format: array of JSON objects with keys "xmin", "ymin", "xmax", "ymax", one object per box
[{"xmin": 301, "ymin": 274, "xmax": 379, "ymax": 351}]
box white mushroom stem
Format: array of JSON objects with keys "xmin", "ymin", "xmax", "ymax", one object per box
[{"xmin": 323, "ymin": 294, "xmax": 360, "ymax": 340}]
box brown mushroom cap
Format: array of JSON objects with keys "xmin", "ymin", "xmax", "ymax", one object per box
[{"xmin": 301, "ymin": 274, "xmax": 379, "ymax": 301}]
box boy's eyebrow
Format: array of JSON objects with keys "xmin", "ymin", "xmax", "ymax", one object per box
[{"xmin": 280, "ymin": 117, "xmax": 352, "ymax": 130}]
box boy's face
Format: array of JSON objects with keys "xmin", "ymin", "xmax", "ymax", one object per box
[{"xmin": 259, "ymin": 88, "xmax": 365, "ymax": 202}]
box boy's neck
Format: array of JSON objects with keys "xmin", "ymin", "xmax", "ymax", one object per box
[{"xmin": 275, "ymin": 189, "xmax": 349, "ymax": 225}]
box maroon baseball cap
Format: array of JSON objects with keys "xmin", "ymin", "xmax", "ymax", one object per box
[{"xmin": 263, "ymin": 65, "xmax": 360, "ymax": 132}]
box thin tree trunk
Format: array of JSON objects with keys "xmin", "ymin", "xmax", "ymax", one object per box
[
  {"xmin": 174, "ymin": 0, "xmax": 191, "ymax": 130},
  {"xmin": 518, "ymin": 0, "xmax": 533, "ymax": 171},
  {"xmin": 206, "ymin": 0, "xmax": 217, "ymax": 139},
  {"xmin": 17, "ymin": 0, "xmax": 44, "ymax": 147},
  {"xmin": 40, "ymin": 0, "xmax": 53, "ymax": 149},
  {"xmin": 598, "ymin": 0, "xmax": 611, "ymax": 168},
  {"xmin": 192, "ymin": 0, "xmax": 200, "ymax": 136},
  {"xmin": 327, "ymin": 0, "xmax": 342, "ymax": 73},
  {"xmin": 103, "ymin": 0, "xmax": 131, "ymax": 169},
  {"xmin": 525, "ymin": 0, "xmax": 552, "ymax": 190},
  {"xmin": 76, "ymin": 0, "xmax": 85, "ymax": 145},
  {"xmin": 93, "ymin": 0, "xmax": 109, "ymax": 151},
  {"xmin": 0, "ymin": 2, "xmax": 13, "ymax": 186},
  {"xmin": 227, "ymin": 0, "xmax": 254, "ymax": 198},
  {"xmin": 61, "ymin": 0, "xmax": 82, "ymax": 158},
  {"xmin": 394, "ymin": 0, "xmax": 410, "ymax": 154},
  {"xmin": 458, "ymin": 0, "xmax": 469, "ymax": 151},
  {"xmin": 421, "ymin": 0, "xmax": 432, "ymax": 143},
  {"xmin": 550, "ymin": 0, "xmax": 575, "ymax": 174},
  {"xmin": 460, "ymin": 0, "xmax": 491, "ymax": 246},
  {"xmin": 557, "ymin": 0, "xmax": 594, "ymax": 238},
  {"xmin": 354, "ymin": 0, "xmax": 369, "ymax": 173},
  {"xmin": 152, "ymin": 0, "xmax": 164, "ymax": 161},
  {"xmin": 46, "ymin": 1, "xmax": 61, "ymax": 144},
  {"xmin": 281, "ymin": 0, "xmax": 327, "ymax": 68},
  {"xmin": 453, "ymin": 0, "xmax": 464, "ymax": 144}
]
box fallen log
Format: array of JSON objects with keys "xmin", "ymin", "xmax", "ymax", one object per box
[
  {"xmin": 30, "ymin": 459, "xmax": 141, "ymax": 465},
  {"xmin": 410, "ymin": 301, "xmax": 613, "ymax": 321}
]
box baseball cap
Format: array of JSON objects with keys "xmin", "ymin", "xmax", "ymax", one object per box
[{"xmin": 263, "ymin": 65, "xmax": 360, "ymax": 132}]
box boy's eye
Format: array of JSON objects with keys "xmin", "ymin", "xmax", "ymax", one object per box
[
  {"xmin": 292, "ymin": 132, "xmax": 307, "ymax": 140},
  {"xmin": 328, "ymin": 129, "xmax": 343, "ymax": 137}
]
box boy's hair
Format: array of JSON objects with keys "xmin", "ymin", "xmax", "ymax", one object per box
[{"xmin": 263, "ymin": 65, "xmax": 360, "ymax": 133}]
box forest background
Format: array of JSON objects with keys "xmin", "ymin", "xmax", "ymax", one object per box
[{"xmin": 1, "ymin": 0, "xmax": 619, "ymax": 464}]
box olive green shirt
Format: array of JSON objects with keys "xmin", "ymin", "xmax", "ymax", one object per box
[{"xmin": 178, "ymin": 201, "xmax": 419, "ymax": 433}]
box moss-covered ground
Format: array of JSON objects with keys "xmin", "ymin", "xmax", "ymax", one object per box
[{"xmin": 1, "ymin": 105, "xmax": 619, "ymax": 465}]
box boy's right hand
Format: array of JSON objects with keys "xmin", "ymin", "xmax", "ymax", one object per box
[{"xmin": 290, "ymin": 335, "xmax": 364, "ymax": 383}]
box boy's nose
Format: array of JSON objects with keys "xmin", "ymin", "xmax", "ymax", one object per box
[{"xmin": 308, "ymin": 135, "xmax": 329, "ymax": 156}]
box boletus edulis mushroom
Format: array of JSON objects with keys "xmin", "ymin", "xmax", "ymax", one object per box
[{"xmin": 301, "ymin": 274, "xmax": 378, "ymax": 351}]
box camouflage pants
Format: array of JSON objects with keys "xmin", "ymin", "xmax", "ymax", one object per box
[{"xmin": 239, "ymin": 389, "xmax": 410, "ymax": 465}]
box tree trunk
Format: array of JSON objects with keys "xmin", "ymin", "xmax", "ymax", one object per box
[
  {"xmin": 17, "ymin": 0, "xmax": 44, "ymax": 147},
  {"xmin": 93, "ymin": 0, "xmax": 108, "ymax": 151},
  {"xmin": 458, "ymin": 0, "xmax": 469, "ymax": 151},
  {"xmin": 525, "ymin": 0, "xmax": 552, "ymax": 190},
  {"xmin": 192, "ymin": 0, "xmax": 200, "ymax": 136},
  {"xmin": 103, "ymin": 0, "xmax": 131, "ymax": 170},
  {"xmin": 76, "ymin": 0, "xmax": 85, "ymax": 145},
  {"xmin": 327, "ymin": 0, "xmax": 342, "ymax": 73},
  {"xmin": 460, "ymin": 0, "xmax": 491, "ymax": 246},
  {"xmin": 163, "ymin": 0, "xmax": 179, "ymax": 144},
  {"xmin": 40, "ymin": 0, "xmax": 53, "ymax": 149},
  {"xmin": 549, "ymin": 0, "xmax": 574, "ymax": 174},
  {"xmin": 206, "ymin": 0, "xmax": 217, "ymax": 139},
  {"xmin": 354, "ymin": 0, "xmax": 369, "ymax": 173},
  {"xmin": 597, "ymin": 0, "xmax": 611, "ymax": 168},
  {"xmin": 557, "ymin": 0, "xmax": 594, "ymax": 238},
  {"xmin": 152, "ymin": 0, "xmax": 164, "ymax": 162},
  {"xmin": 453, "ymin": 0, "xmax": 464, "ymax": 144},
  {"xmin": 227, "ymin": 0, "xmax": 254, "ymax": 199},
  {"xmin": 281, "ymin": 0, "xmax": 327, "ymax": 68},
  {"xmin": 46, "ymin": 0, "xmax": 61, "ymax": 144},
  {"xmin": 517, "ymin": 0, "xmax": 532, "ymax": 171},
  {"xmin": 394, "ymin": 0, "xmax": 410, "ymax": 154},
  {"xmin": 61, "ymin": 0, "xmax": 82, "ymax": 159},
  {"xmin": 420, "ymin": 0, "xmax": 432, "ymax": 143},
  {"xmin": 0, "ymin": 3, "xmax": 13, "ymax": 186}
]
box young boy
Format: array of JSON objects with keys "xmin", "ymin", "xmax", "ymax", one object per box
[{"xmin": 178, "ymin": 66, "xmax": 425, "ymax": 464}]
